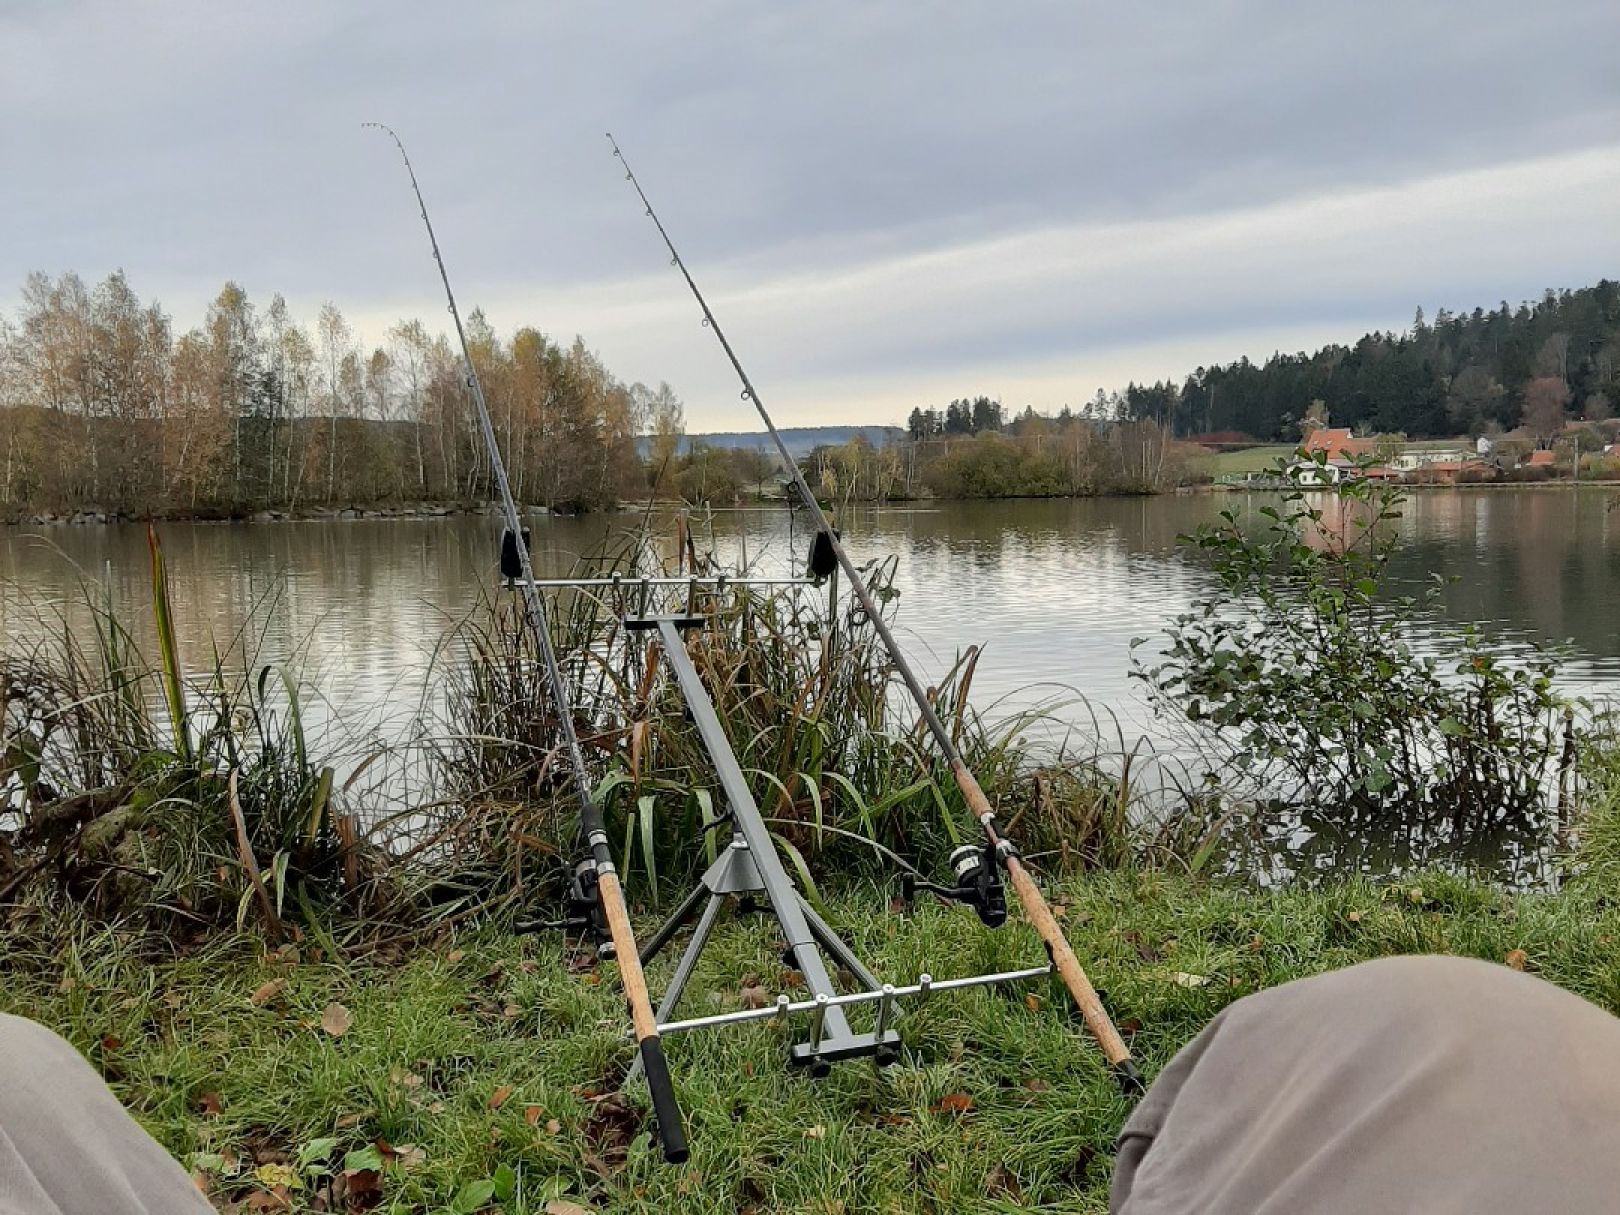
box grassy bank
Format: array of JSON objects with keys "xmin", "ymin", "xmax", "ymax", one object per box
[
  {"xmin": 4, "ymin": 509, "xmax": 1618, "ymax": 1212},
  {"xmin": 5, "ymin": 858, "xmax": 1620, "ymax": 1214}
]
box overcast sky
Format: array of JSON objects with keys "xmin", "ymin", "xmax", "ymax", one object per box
[{"xmin": 3, "ymin": 1, "xmax": 1617, "ymax": 429}]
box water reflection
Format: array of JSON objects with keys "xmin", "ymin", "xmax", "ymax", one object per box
[
  {"xmin": 2, "ymin": 490, "xmax": 1616, "ymax": 877},
  {"xmin": 4, "ymin": 491, "xmax": 1617, "ymax": 731}
]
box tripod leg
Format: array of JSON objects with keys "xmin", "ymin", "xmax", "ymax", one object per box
[
  {"xmin": 628, "ymin": 892, "xmax": 727, "ymax": 1084},
  {"xmin": 638, "ymin": 880, "xmax": 710, "ymax": 966},
  {"xmin": 656, "ymin": 892, "xmax": 727, "ymax": 1022},
  {"xmin": 800, "ymin": 898, "xmax": 882, "ymax": 992}
]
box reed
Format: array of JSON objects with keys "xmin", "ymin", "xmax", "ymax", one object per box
[
  {"xmin": 0, "ymin": 530, "xmax": 401, "ymax": 935},
  {"xmin": 408, "ymin": 532, "xmax": 1149, "ymax": 914},
  {"xmin": 2, "ymin": 524, "xmax": 1157, "ymax": 940}
]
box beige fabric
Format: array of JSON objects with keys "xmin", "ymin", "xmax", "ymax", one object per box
[
  {"xmin": 1112, "ymin": 954, "xmax": 1620, "ymax": 1214},
  {"xmin": 0, "ymin": 1013, "xmax": 212, "ymax": 1214}
]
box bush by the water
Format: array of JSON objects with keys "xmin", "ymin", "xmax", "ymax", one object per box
[{"xmin": 1135, "ymin": 460, "xmax": 1574, "ymax": 856}]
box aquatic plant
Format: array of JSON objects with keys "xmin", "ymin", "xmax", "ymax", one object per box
[{"xmin": 410, "ymin": 527, "xmax": 1143, "ymax": 913}]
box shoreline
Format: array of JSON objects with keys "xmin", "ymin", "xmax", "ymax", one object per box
[
  {"xmin": 10, "ymin": 479, "xmax": 1619, "ymax": 528},
  {"xmin": 5, "ymin": 866, "xmax": 1619, "ymax": 1211}
]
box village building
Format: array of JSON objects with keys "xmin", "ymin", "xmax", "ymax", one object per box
[
  {"xmin": 1392, "ymin": 445, "xmax": 1475, "ymax": 472},
  {"xmin": 1288, "ymin": 428, "xmax": 1396, "ymax": 485}
]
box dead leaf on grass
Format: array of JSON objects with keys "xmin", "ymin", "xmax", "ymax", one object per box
[
  {"xmin": 1506, "ymin": 948, "xmax": 1530, "ymax": 971},
  {"xmin": 320, "ymin": 1003, "xmax": 353, "ymax": 1038},
  {"xmin": 986, "ymin": 1162, "xmax": 1023, "ymax": 1199},
  {"xmin": 250, "ymin": 979, "xmax": 287, "ymax": 1007},
  {"xmin": 488, "ymin": 1084, "xmax": 514, "ymax": 1110}
]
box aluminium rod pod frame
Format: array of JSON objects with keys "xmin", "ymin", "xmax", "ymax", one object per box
[
  {"xmin": 608, "ymin": 132, "xmax": 1143, "ymax": 1098},
  {"xmin": 624, "ymin": 613, "xmax": 1052, "ymax": 1077}
]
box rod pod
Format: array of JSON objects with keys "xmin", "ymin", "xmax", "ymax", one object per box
[
  {"xmin": 367, "ymin": 123, "xmax": 689, "ymax": 1161},
  {"xmin": 607, "ymin": 132, "xmax": 1141, "ymax": 1094}
]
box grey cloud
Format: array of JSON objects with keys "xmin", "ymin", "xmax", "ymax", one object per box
[{"xmin": 2, "ymin": 0, "xmax": 1616, "ymax": 426}]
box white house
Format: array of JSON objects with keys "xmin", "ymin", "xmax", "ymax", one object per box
[
  {"xmin": 1392, "ymin": 446, "xmax": 1474, "ymax": 472},
  {"xmin": 1287, "ymin": 460, "xmax": 1344, "ymax": 486}
]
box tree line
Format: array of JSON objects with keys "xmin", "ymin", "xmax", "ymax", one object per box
[
  {"xmin": 8, "ymin": 272, "xmax": 1615, "ymax": 519},
  {"xmin": 905, "ymin": 284, "xmax": 1619, "ymax": 447},
  {"xmin": 802, "ymin": 419, "xmax": 1204, "ymax": 502},
  {"xmin": 1116, "ymin": 281, "xmax": 1619, "ymax": 442},
  {"xmin": 0, "ymin": 271, "xmax": 650, "ymax": 518}
]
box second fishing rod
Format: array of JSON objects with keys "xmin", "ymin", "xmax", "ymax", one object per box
[{"xmin": 607, "ymin": 133, "xmax": 1142, "ymax": 1093}]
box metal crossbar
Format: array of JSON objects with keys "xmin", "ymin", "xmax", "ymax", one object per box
[
  {"xmin": 656, "ymin": 965, "xmax": 1054, "ymax": 1037},
  {"xmin": 526, "ymin": 576, "xmax": 817, "ymax": 589}
]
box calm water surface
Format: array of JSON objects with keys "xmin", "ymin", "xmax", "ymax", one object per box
[{"xmin": 3, "ymin": 490, "xmax": 1618, "ymax": 755}]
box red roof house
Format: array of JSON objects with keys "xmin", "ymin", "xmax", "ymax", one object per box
[{"xmin": 1302, "ymin": 428, "xmax": 1376, "ymax": 462}]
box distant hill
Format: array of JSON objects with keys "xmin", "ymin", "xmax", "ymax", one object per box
[{"xmin": 645, "ymin": 425, "xmax": 905, "ymax": 458}]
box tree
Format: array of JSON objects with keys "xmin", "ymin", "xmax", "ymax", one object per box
[
  {"xmin": 677, "ymin": 443, "xmax": 739, "ymax": 502},
  {"xmin": 316, "ymin": 303, "xmax": 351, "ymax": 501},
  {"xmin": 1299, "ymin": 399, "xmax": 1330, "ymax": 439},
  {"xmin": 1522, "ymin": 377, "xmax": 1570, "ymax": 444},
  {"xmin": 1534, "ymin": 333, "xmax": 1571, "ymax": 380},
  {"xmin": 730, "ymin": 447, "xmax": 776, "ymax": 496},
  {"xmin": 643, "ymin": 381, "xmax": 685, "ymax": 488},
  {"xmin": 1445, "ymin": 365, "xmax": 1505, "ymax": 433}
]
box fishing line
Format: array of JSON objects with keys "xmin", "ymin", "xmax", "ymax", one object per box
[{"xmin": 606, "ymin": 132, "xmax": 1141, "ymax": 1091}]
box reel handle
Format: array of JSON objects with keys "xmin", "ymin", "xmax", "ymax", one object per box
[{"xmin": 951, "ymin": 760, "xmax": 1136, "ymax": 1077}]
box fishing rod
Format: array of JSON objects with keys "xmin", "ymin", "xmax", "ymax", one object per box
[
  {"xmin": 606, "ymin": 133, "xmax": 1142, "ymax": 1094},
  {"xmin": 365, "ymin": 123, "xmax": 689, "ymax": 1162}
]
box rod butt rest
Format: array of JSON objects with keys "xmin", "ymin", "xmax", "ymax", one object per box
[
  {"xmin": 639, "ymin": 1036, "xmax": 689, "ymax": 1163},
  {"xmin": 1113, "ymin": 1059, "xmax": 1146, "ymax": 1097}
]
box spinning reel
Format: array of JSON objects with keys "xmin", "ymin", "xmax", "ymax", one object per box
[
  {"xmin": 903, "ymin": 840, "xmax": 1008, "ymax": 928},
  {"xmin": 515, "ymin": 857, "xmax": 614, "ymax": 956}
]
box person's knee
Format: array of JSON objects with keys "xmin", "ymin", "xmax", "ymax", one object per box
[{"xmin": 0, "ymin": 1011, "xmax": 82, "ymax": 1079}]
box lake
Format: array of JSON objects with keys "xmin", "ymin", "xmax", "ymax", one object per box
[{"xmin": 3, "ymin": 490, "xmax": 1618, "ymax": 748}]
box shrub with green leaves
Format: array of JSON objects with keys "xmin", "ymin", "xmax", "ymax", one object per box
[{"xmin": 1134, "ymin": 457, "xmax": 1570, "ymax": 835}]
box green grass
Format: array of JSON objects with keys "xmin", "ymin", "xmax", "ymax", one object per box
[
  {"xmin": 8, "ymin": 868, "xmax": 1620, "ymax": 1214},
  {"xmin": 1208, "ymin": 445, "xmax": 1295, "ymax": 475}
]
